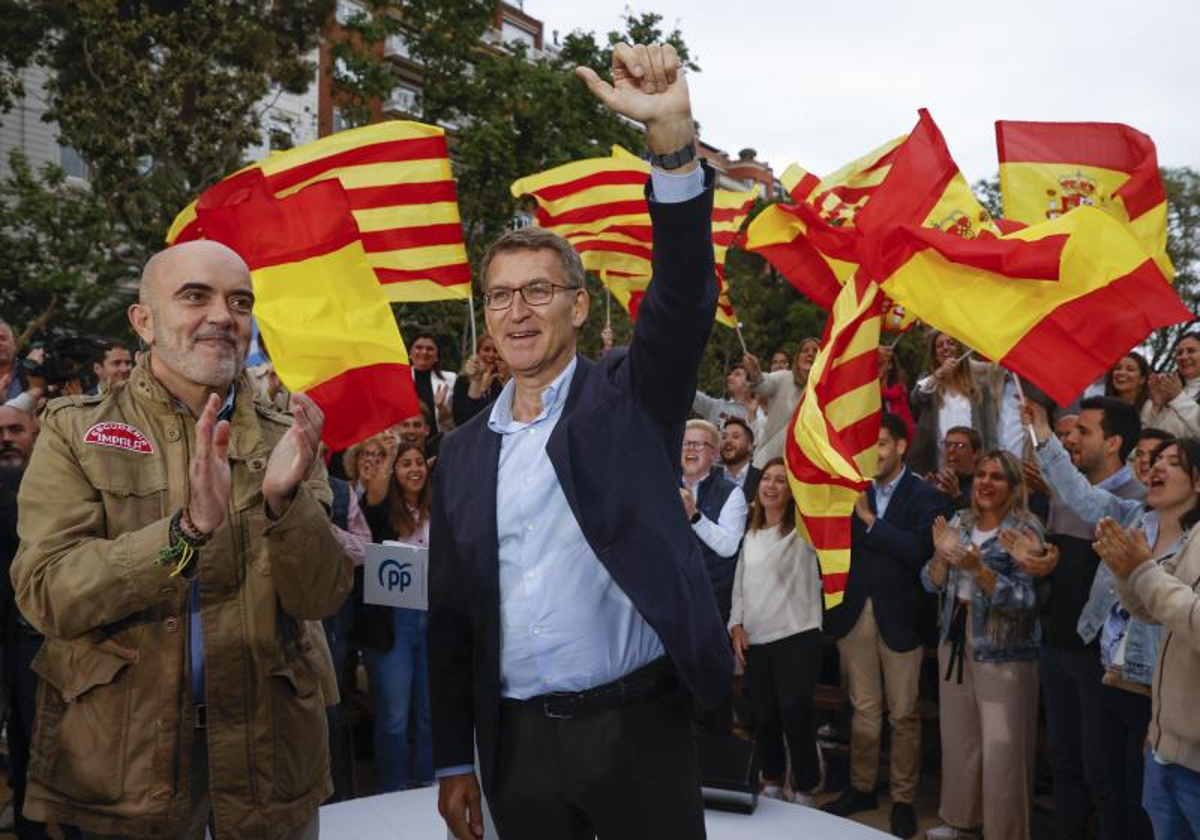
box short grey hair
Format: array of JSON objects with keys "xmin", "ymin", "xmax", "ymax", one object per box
[{"xmin": 479, "ymin": 227, "xmax": 586, "ymax": 291}]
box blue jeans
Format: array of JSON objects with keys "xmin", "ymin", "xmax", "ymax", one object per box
[
  {"xmin": 365, "ymin": 608, "xmax": 433, "ymax": 792},
  {"xmin": 1144, "ymin": 751, "xmax": 1200, "ymax": 839}
]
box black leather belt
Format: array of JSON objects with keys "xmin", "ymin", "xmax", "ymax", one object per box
[{"xmin": 504, "ymin": 657, "xmax": 679, "ymax": 721}]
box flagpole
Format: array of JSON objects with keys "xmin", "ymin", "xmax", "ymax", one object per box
[
  {"xmin": 735, "ymin": 321, "xmax": 749, "ymax": 358},
  {"xmin": 467, "ymin": 288, "xmax": 478, "ymax": 352},
  {"xmin": 1010, "ymin": 370, "xmax": 1039, "ymax": 452}
]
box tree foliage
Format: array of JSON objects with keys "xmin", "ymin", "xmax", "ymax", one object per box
[
  {"xmin": 0, "ymin": 152, "xmax": 132, "ymax": 340},
  {"xmin": 0, "ymin": 0, "xmax": 333, "ymax": 341}
]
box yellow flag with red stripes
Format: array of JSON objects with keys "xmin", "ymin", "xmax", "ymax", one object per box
[
  {"xmin": 996, "ymin": 120, "xmax": 1174, "ymax": 279},
  {"xmin": 169, "ymin": 121, "xmax": 470, "ymax": 302},
  {"xmin": 511, "ymin": 147, "xmax": 753, "ymax": 328},
  {"xmin": 786, "ymin": 273, "xmax": 883, "ymax": 609}
]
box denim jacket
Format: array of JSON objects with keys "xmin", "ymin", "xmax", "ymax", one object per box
[
  {"xmin": 921, "ymin": 510, "xmax": 1042, "ymax": 662},
  {"xmin": 1038, "ymin": 436, "xmax": 1176, "ymax": 687}
]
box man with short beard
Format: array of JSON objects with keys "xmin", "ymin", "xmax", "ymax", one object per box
[
  {"xmin": 718, "ymin": 416, "xmax": 760, "ymax": 502},
  {"xmin": 1030, "ymin": 396, "xmax": 1149, "ymax": 840},
  {"xmin": 13, "ymin": 240, "xmax": 353, "ymax": 839},
  {"xmin": 0, "ymin": 403, "xmax": 36, "ymax": 471}
]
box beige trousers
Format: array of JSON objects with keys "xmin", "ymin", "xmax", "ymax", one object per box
[
  {"xmin": 936, "ymin": 638, "xmax": 1038, "ymax": 840},
  {"xmin": 835, "ymin": 599, "xmax": 923, "ymax": 802}
]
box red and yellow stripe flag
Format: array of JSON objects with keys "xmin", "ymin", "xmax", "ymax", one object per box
[
  {"xmin": 786, "ymin": 273, "xmax": 883, "ymax": 608},
  {"xmin": 510, "ymin": 146, "xmax": 753, "ymax": 328},
  {"xmin": 858, "ymin": 114, "xmax": 1192, "ymax": 406},
  {"xmin": 194, "ymin": 170, "xmax": 420, "ymax": 450},
  {"xmin": 996, "ymin": 121, "xmax": 1173, "ymax": 279},
  {"xmin": 169, "ymin": 121, "xmax": 470, "ymax": 302},
  {"xmin": 746, "ymin": 112, "xmax": 995, "ymax": 329}
]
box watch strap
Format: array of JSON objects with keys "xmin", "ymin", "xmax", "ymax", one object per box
[{"xmin": 649, "ymin": 141, "xmax": 697, "ymax": 171}]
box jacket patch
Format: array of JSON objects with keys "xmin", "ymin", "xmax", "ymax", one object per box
[{"xmin": 84, "ymin": 422, "xmax": 155, "ymax": 454}]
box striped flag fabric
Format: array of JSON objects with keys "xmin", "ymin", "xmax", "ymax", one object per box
[
  {"xmin": 194, "ymin": 169, "xmax": 420, "ymax": 450},
  {"xmin": 745, "ymin": 113, "xmax": 995, "ymax": 326},
  {"xmin": 510, "ymin": 146, "xmax": 753, "ymax": 328},
  {"xmin": 169, "ymin": 121, "xmax": 471, "ymax": 302},
  {"xmin": 786, "ymin": 272, "xmax": 883, "ymax": 608},
  {"xmin": 855, "ymin": 112, "xmax": 1191, "ymax": 405},
  {"xmin": 862, "ymin": 205, "xmax": 1192, "ymax": 406},
  {"xmin": 996, "ymin": 120, "xmax": 1174, "ymax": 279}
]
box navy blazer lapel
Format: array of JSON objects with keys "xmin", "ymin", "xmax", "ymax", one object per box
[
  {"xmin": 545, "ymin": 353, "xmax": 593, "ymax": 524},
  {"xmin": 881, "ymin": 470, "xmax": 915, "ymax": 522}
]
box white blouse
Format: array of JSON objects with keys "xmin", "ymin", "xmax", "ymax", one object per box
[{"xmin": 729, "ymin": 525, "xmax": 823, "ymax": 645}]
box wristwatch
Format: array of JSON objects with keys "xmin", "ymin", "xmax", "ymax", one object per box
[
  {"xmin": 649, "ymin": 140, "xmax": 697, "ymax": 171},
  {"xmin": 690, "ymin": 510, "xmax": 702, "ymax": 525}
]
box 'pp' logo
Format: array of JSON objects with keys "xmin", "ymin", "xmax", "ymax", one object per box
[{"xmin": 379, "ymin": 559, "xmax": 413, "ymax": 592}]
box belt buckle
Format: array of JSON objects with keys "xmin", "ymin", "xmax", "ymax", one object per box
[{"xmin": 542, "ymin": 692, "xmax": 579, "ymax": 720}]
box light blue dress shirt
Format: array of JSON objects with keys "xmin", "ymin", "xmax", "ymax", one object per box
[
  {"xmin": 489, "ymin": 356, "xmax": 664, "ymax": 699},
  {"xmin": 872, "ymin": 466, "xmax": 907, "ymax": 521}
]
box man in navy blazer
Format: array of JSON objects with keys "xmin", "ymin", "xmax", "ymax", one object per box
[
  {"xmin": 822, "ymin": 413, "xmax": 945, "ymax": 838},
  {"xmin": 429, "ymin": 42, "xmax": 732, "ymax": 840}
]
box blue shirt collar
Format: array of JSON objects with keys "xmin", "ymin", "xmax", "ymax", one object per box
[
  {"xmin": 1097, "ymin": 464, "xmax": 1134, "ymax": 492},
  {"xmin": 488, "ymin": 355, "xmax": 577, "ymax": 435},
  {"xmin": 875, "ymin": 466, "xmax": 906, "ymax": 496}
]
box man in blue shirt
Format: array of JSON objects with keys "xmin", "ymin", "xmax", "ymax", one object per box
[{"xmin": 429, "ymin": 41, "xmax": 732, "ymax": 840}]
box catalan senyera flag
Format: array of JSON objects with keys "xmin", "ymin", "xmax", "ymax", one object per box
[
  {"xmin": 996, "ymin": 120, "xmax": 1173, "ymax": 279},
  {"xmin": 786, "ymin": 273, "xmax": 883, "ymax": 609},
  {"xmin": 194, "ymin": 169, "xmax": 420, "ymax": 450},
  {"xmin": 510, "ymin": 146, "xmax": 753, "ymax": 328},
  {"xmin": 169, "ymin": 121, "xmax": 470, "ymax": 302},
  {"xmin": 856, "ymin": 114, "xmax": 1192, "ymax": 405}
]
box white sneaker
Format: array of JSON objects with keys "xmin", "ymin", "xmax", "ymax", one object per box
[
  {"xmin": 761, "ymin": 783, "xmax": 785, "ymax": 800},
  {"xmin": 925, "ymin": 826, "xmax": 978, "ymax": 840}
]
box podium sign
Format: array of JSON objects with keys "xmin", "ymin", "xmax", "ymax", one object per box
[{"xmin": 363, "ymin": 542, "xmax": 428, "ymax": 610}]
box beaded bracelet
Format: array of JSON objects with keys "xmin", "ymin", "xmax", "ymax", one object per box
[{"xmin": 157, "ymin": 509, "xmax": 206, "ymax": 578}]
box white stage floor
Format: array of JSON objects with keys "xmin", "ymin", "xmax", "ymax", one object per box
[{"xmin": 320, "ymin": 785, "xmax": 892, "ymax": 839}]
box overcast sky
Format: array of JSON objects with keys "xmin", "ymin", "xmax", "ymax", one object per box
[{"xmin": 522, "ymin": 0, "xmax": 1198, "ymax": 184}]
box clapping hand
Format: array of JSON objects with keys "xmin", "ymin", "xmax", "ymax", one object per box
[
  {"xmin": 932, "ymin": 516, "xmax": 961, "ymax": 560},
  {"xmin": 1001, "ymin": 526, "xmax": 1057, "ymax": 577},
  {"xmin": 1149, "ymin": 372, "xmax": 1183, "ymax": 410},
  {"xmin": 188, "ymin": 393, "xmax": 232, "ymax": 534},
  {"xmin": 1094, "ymin": 517, "xmax": 1153, "ymax": 581},
  {"xmin": 262, "ymin": 392, "xmax": 324, "ymax": 519}
]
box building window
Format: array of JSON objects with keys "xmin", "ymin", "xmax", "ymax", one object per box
[
  {"xmin": 335, "ymin": 0, "xmax": 363, "ymax": 25},
  {"xmin": 384, "ymin": 83, "xmax": 421, "ymax": 116},
  {"xmin": 500, "ymin": 20, "xmax": 536, "ymax": 49},
  {"xmin": 59, "ymin": 145, "xmax": 90, "ymax": 180}
]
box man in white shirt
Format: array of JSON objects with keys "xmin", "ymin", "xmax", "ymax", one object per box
[{"xmin": 718, "ymin": 416, "xmax": 761, "ymax": 502}]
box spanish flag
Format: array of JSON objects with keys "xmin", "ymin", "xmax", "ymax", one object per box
[
  {"xmin": 510, "ymin": 147, "xmax": 752, "ymax": 328},
  {"xmin": 786, "ymin": 273, "xmax": 882, "ymax": 608},
  {"xmin": 194, "ymin": 170, "xmax": 420, "ymax": 450},
  {"xmin": 169, "ymin": 121, "xmax": 470, "ymax": 302},
  {"xmin": 853, "ymin": 111, "xmax": 1191, "ymax": 405},
  {"xmin": 745, "ymin": 113, "xmax": 995, "ymax": 327},
  {"xmin": 996, "ymin": 120, "xmax": 1173, "ymax": 279}
]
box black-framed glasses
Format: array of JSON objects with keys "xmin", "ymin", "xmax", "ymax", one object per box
[
  {"xmin": 682, "ymin": 441, "xmax": 714, "ymax": 451},
  {"xmin": 482, "ymin": 281, "xmax": 581, "ymax": 311}
]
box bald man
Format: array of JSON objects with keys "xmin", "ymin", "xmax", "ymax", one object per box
[{"xmin": 12, "ymin": 241, "xmax": 353, "ymax": 839}]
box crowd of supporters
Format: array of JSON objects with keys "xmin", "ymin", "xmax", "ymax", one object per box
[{"xmin": 2, "ymin": 311, "xmax": 1200, "ymax": 840}]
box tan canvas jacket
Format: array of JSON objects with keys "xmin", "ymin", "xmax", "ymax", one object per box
[{"xmin": 12, "ymin": 361, "xmax": 354, "ymax": 838}]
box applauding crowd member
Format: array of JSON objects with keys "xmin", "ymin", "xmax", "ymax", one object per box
[
  {"xmin": 729, "ymin": 459, "xmax": 824, "ymax": 805},
  {"xmin": 922, "ymin": 451, "xmax": 1042, "ymax": 840}
]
